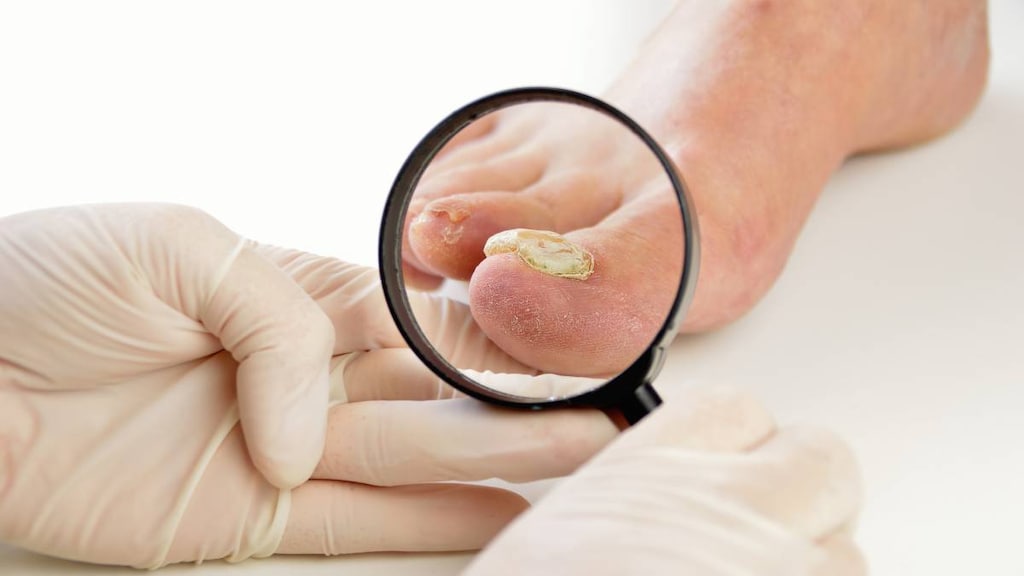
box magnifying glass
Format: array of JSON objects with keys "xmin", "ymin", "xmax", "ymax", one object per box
[{"xmin": 379, "ymin": 87, "xmax": 699, "ymax": 425}]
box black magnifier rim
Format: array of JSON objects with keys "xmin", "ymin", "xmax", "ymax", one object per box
[{"xmin": 379, "ymin": 86, "xmax": 700, "ymax": 412}]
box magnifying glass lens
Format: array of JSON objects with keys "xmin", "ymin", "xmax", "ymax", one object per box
[{"xmin": 380, "ymin": 89, "xmax": 697, "ymax": 422}]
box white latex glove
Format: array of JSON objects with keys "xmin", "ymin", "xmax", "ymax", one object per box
[
  {"xmin": 466, "ymin": 388, "xmax": 865, "ymax": 576},
  {"xmin": 0, "ymin": 204, "xmax": 617, "ymax": 568}
]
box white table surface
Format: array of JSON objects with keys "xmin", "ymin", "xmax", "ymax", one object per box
[{"xmin": 1, "ymin": 1, "xmax": 1021, "ymax": 574}]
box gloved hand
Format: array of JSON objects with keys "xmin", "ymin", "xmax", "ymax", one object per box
[
  {"xmin": 466, "ymin": 388, "xmax": 865, "ymax": 576},
  {"xmin": 0, "ymin": 204, "xmax": 617, "ymax": 568}
]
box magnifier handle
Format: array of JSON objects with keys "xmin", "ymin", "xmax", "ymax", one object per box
[{"xmin": 618, "ymin": 382, "xmax": 663, "ymax": 425}]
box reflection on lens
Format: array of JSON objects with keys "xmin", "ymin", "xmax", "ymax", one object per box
[{"xmin": 459, "ymin": 369, "xmax": 606, "ymax": 402}]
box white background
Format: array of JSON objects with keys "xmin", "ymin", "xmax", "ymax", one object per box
[
  {"xmin": 1, "ymin": 1, "xmax": 1022, "ymax": 575},
  {"xmin": 0, "ymin": 0, "xmax": 674, "ymax": 267}
]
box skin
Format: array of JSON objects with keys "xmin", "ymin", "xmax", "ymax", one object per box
[{"xmin": 402, "ymin": 0, "xmax": 991, "ymax": 375}]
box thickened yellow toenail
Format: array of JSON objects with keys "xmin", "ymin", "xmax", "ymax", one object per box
[{"xmin": 483, "ymin": 229, "xmax": 594, "ymax": 280}]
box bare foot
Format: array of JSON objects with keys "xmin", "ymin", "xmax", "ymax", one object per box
[{"xmin": 404, "ymin": 0, "xmax": 990, "ymax": 374}]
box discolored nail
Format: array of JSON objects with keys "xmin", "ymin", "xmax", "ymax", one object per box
[
  {"xmin": 411, "ymin": 202, "xmax": 472, "ymax": 245},
  {"xmin": 483, "ymin": 229, "xmax": 594, "ymax": 280}
]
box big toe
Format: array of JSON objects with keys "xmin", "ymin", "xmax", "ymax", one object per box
[{"xmin": 467, "ymin": 190, "xmax": 685, "ymax": 377}]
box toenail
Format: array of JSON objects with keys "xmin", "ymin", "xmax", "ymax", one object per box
[
  {"xmin": 411, "ymin": 204, "xmax": 472, "ymax": 245},
  {"xmin": 483, "ymin": 229, "xmax": 594, "ymax": 280},
  {"xmin": 426, "ymin": 202, "xmax": 471, "ymax": 223}
]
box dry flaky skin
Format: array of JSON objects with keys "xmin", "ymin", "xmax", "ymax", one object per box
[{"xmin": 483, "ymin": 229, "xmax": 594, "ymax": 280}]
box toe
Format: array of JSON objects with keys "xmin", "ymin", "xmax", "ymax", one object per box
[
  {"xmin": 407, "ymin": 192, "xmax": 556, "ymax": 280},
  {"xmin": 467, "ymin": 187, "xmax": 685, "ymax": 376},
  {"xmin": 406, "ymin": 165, "xmax": 634, "ymax": 282},
  {"xmin": 402, "ymin": 147, "xmax": 549, "ymax": 282}
]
